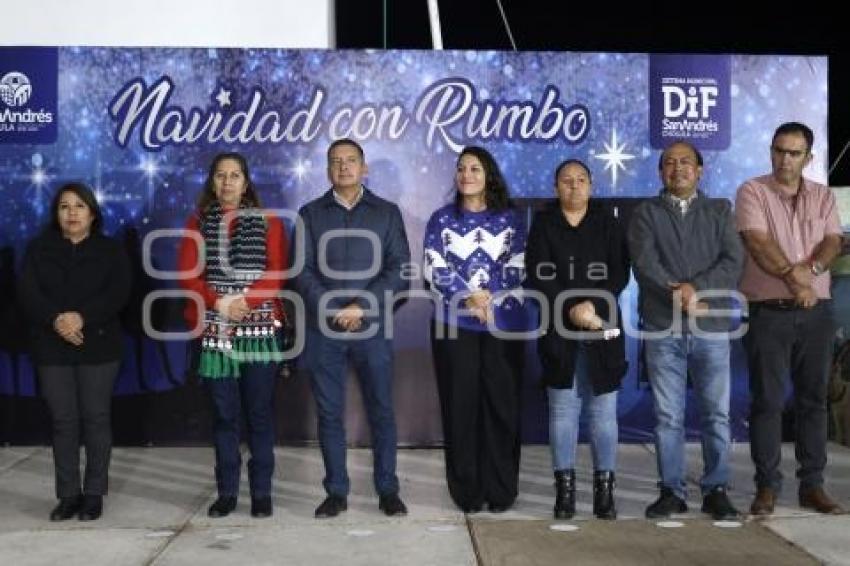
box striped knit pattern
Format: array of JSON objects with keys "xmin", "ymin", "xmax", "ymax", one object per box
[{"xmin": 199, "ymin": 202, "xmax": 279, "ymax": 379}]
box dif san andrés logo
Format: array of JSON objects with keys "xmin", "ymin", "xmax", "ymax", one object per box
[
  {"xmin": 0, "ymin": 47, "xmax": 58, "ymax": 144},
  {"xmin": 649, "ymin": 54, "xmax": 731, "ymax": 151}
]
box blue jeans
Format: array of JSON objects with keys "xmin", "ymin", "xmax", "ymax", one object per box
[
  {"xmin": 306, "ymin": 328, "xmax": 399, "ymax": 497},
  {"xmin": 207, "ymin": 362, "xmax": 278, "ymax": 498},
  {"xmin": 547, "ymin": 345, "xmax": 618, "ymax": 472},
  {"xmin": 644, "ymin": 333, "xmax": 731, "ymax": 498}
]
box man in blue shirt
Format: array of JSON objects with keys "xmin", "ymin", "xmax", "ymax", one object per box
[{"xmin": 294, "ymin": 138, "xmax": 411, "ymax": 518}]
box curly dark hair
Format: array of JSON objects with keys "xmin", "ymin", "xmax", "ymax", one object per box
[
  {"xmin": 197, "ymin": 152, "xmax": 262, "ymax": 215},
  {"xmin": 453, "ymin": 146, "xmax": 512, "ymax": 212}
]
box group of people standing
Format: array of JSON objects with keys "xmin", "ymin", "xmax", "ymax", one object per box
[
  {"xmin": 628, "ymin": 122, "xmax": 843, "ymax": 521},
  {"xmin": 18, "ymin": 121, "xmax": 844, "ymax": 524}
]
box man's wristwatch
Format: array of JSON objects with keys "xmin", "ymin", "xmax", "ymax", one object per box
[{"xmin": 810, "ymin": 260, "xmax": 826, "ymax": 276}]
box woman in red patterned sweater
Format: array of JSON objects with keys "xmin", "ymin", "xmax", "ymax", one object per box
[{"xmin": 177, "ymin": 152, "xmax": 286, "ymax": 519}]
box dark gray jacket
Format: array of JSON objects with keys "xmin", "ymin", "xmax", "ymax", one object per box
[
  {"xmin": 293, "ymin": 187, "xmax": 411, "ymax": 329},
  {"xmin": 627, "ymin": 190, "xmax": 744, "ymax": 333}
]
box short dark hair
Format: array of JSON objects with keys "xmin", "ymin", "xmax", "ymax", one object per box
[
  {"xmin": 454, "ymin": 146, "xmax": 512, "ymax": 212},
  {"xmin": 197, "ymin": 152, "xmax": 261, "ymax": 215},
  {"xmin": 772, "ymin": 121, "xmax": 814, "ymax": 152},
  {"xmin": 553, "ymin": 159, "xmax": 592, "ymax": 185},
  {"xmin": 49, "ymin": 182, "xmax": 103, "ymax": 234},
  {"xmin": 327, "ymin": 138, "xmax": 365, "ymax": 162},
  {"xmin": 658, "ymin": 140, "xmax": 704, "ymax": 169}
]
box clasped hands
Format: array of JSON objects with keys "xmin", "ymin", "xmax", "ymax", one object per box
[
  {"xmin": 668, "ymin": 282, "xmax": 708, "ymax": 314},
  {"xmin": 53, "ymin": 312, "xmax": 84, "ymax": 346},
  {"xmin": 215, "ymin": 294, "xmax": 251, "ymax": 322},
  {"xmin": 782, "ymin": 263, "xmax": 818, "ymax": 308},
  {"xmin": 669, "ymin": 263, "xmax": 819, "ymax": 312},
  {"xmin": 334, "ymin": 303, "xmax": 365, "ymax": 331},
  {"xmin": 568, "ymin": 300, "xmax": 604, "ymax": 331},
  {"xmin": 465, "ymin": 290, "xmax": 494, "ymax": 325}
]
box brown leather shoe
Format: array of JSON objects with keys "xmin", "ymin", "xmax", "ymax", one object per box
[
  {"xmin": 799, "ymin": 486, "xmax": 844, "ymax": 514},
  {"xmin": 750, "ymin": 487, "xmax": 776, "ymax": 516}
]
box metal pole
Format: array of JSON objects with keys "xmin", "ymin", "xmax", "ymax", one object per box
[{"xmin": 426, "ymin": 0, "xmax": 444, "ymax": 50}]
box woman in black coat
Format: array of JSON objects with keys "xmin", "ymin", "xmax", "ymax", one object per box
[
  {"xmin": 18, "ymin": 182, "xmax": 131, "ymax": 522},
  {"xmin": 526, "ymin": 159, "xmax": 629, "ymax": 520}
]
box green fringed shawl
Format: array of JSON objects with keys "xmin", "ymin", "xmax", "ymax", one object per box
[{"xmin": 198, "ymin": 335, "xmax": 282, "ymax": 379}]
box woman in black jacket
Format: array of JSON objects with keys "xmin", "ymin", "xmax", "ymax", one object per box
[
  {"xmin": 526, "ymin": 159, "xmax": 629, "ymax": 520},
  {"xmin": 18, "ymin": 182, "xmax": 131, "ymax": 522}
]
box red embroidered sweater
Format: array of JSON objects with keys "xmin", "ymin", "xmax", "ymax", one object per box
[{"xmin": 176, "ymin": 210, "xmax": 287, "ymax": 332}]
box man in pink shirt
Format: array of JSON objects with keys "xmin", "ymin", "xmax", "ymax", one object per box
[{"xmin": 736, "ymin": 122, "xmax": 844, "ymax": 516}]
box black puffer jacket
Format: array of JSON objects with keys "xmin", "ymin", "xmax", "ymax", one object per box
[{"xmin": 18, "ymin": 230, "xmax": 131, "ymax": 365}]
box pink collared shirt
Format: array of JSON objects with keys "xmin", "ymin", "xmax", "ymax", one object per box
[{"xmin": 735, "ymin": 174, "xmax": 842, "ymax": 300}]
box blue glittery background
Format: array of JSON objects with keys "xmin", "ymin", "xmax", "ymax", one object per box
[{"xmin": 0, "ymin": 48, "xmax": 828, "ymax": 442}]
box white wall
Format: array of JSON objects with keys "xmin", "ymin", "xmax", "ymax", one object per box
[{"xmin": 1, "ymin": 0, "xmax": 333, "ymax": 48}]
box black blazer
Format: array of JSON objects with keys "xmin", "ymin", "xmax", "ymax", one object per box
[
  {"xmin": 526, "ymin": 201, "xmax": 630, "ymax": 394},
  {"xmin": 18, "ymin": 230, "xmax": 131, "ymax": 365}
]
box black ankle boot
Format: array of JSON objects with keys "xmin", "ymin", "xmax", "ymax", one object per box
[
  {"xmin": 50, "ymin": 495, "xmax": 82, "ymax": 521},
  {"xmin": 78, "ymin": 494, "xmax": 103, "ymax": 521},
  {"xmin": 554, "ymin": 469, "xmax": 575, "ymax": 519},
  {"xmin": 593, "ymin": 470, "xmax": 617, "ymax": 520}
]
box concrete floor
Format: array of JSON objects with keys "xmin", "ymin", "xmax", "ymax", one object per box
[{"xmin": 1, "ymin": 443, "xmax": 849, "ymax": 565}]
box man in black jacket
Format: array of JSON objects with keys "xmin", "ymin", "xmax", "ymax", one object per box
[{"xmin": 628, "ymin": 141, "xmax": 744, "ymax": 520}]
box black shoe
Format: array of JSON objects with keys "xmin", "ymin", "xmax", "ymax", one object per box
[
  {"xmin": 645, "ymin": 487, "xmax": 687, "ymax": 519},
  {"xmin": 207, "ymin": 496, "xmax": 237, "ymax": 518},
  {"xmin": 78, "ymin": 494, "xmax": 103, "ymax": 521},
  {"xmin": 701, "ymin": 486, "xmax": 740, "ymax": 520},
  {"xmin": 593, "ymin": 470, "xmax": 617, "ymax": 520},
  {"xmin": 251, "ymin": 496, "xmax": 273, "ymax": 518},
  {"xmin": 314, "ymin": 495, "xmax": 347, "ymax": 518},
  {"xmin": 379, "ymin": 493, "xmax": 408, "ymax": 517},
  {"xmin": 50, "ymin": 495, "xmax": 82, "ymax": 521},
  {"xmin": 487, "ymin": 502, "xmax": 512, "ymax": 513},
  {"xmin": 554, "ymin": 469, "xmax": 576, "ymax": 519},
  {"xmin": 461, "ymin": 503, "xmax": 483, "ymax": 514}
]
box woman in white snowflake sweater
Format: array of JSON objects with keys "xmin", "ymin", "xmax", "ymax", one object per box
[{"xmin": 423, "ymin": 146, "xmax": 527, "ymax": 514}]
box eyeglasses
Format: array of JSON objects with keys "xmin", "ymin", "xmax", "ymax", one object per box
[{"xmin": 771, "ymin": 146, "xmax": 808, "ymax": 159}]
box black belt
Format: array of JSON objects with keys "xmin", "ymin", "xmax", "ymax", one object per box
[
  {"xmin": 759, "ymin": 299, "xmax": 798, "ymax": 310},
  {"xmin": 751, "ymin": 299, "xmax": 819, "ymax": 311}
]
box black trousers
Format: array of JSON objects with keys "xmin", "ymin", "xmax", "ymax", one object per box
[
  {"xmin": 38, "ymin": 362, "xmax": 120, "ymax": 498},
  {"xmin": 431, "ymin": 323, "xmax": 523, "ymax": 510},
  {"xmin": 743, "ymin": 302, "xmax": 835, "ymax": 492}
]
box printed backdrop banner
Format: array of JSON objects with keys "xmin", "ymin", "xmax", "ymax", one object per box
[{"xmin": 0, "ymin": 48, "xmax": 828, "ymax": 445}]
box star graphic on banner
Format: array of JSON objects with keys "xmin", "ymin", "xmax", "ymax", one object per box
[
  {"xmin": 594, "ymin": 128, "xmax": 635, "ymax": 187},
  {"xmin": 215, "ymin": 87, "xmax": 232, "ymax": 108},
  {"xmin": 291, "ymin": 158, "xmax": 309, "ymax": 181}
]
